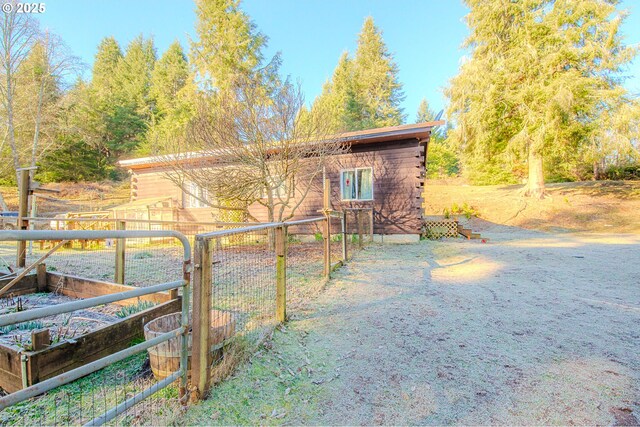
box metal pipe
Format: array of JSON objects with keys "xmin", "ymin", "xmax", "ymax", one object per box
[
  {"xmin": 195, "ymin": 217, "xmax": 326, "ymax": 240},
  {"xmin": 0, "ymin": 327, "xmax": 185, "ymax": 410},
  {"xmin": 286, "ymin": 217, "xmax": 326, "ymax": 225},
  {"xmin": 0, "ymin": 230, "xmax": 191, "ymax": 262},
  {"xmin": 24, "ymin": 217, "xmax": 262, "ymax": 227},
  {"xmin": 84, "ymin": 369, "xmax": 182, "ymax": 426},
  {"xmin": 0, "ymin": 280, "xmax": 185, "ymax": 327}
]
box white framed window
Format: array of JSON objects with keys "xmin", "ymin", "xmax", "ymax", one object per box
[
  {"xmin": 183, "ymin": 181, "xmax": 210, "ymax": 208},
  {"xmin": 340, "ymin": 167, "xmax": 373, "ymax": 201}
]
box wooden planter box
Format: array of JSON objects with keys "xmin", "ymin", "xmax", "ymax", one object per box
[{"xmin": 0, "ymin": 273, "xmax": 181, "ymax": 393}]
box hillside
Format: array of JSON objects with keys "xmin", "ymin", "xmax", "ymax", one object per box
[
  {"xmin": 0, "ymin": 181, "xmax": 131, "ymax": 215},
  {"xmin": 423, "ymin": 180, "xmax": 640, "ymax": 234}
]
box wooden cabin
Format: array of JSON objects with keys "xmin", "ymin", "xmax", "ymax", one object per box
[{"xmin": 118, "ymin": 121, "xmax": 443, "ymax": 240}]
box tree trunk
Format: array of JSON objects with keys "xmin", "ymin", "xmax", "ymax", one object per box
[
  {"xmin": 31, "ymin": 78, "xmax": 46, "ymax": 169},
  {"xmin": 525, "ymin": 148, "xmax": 545, "ymax": 199},
  {"xmin": 0, "ymin": 192, "xmax": 9, "ymax": 211},
  {"xmin": 593, "ymin": 161, "xmax": 600, "ymax": 181}
]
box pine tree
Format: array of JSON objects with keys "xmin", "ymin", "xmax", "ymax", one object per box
[
  {"xmin": 446, "ymin": 0, "xmax": 636, "ymax": 197},
  {"xmin": 416, "ymin": 98, "xmax": 435, "ymax": 123},
  {"xmin": 74, "ymin": 37, "xmax": 148, "ymax": 171}
]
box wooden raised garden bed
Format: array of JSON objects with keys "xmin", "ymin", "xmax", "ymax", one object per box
[{"xmin": 0, "ymin": 272, "xmax": 180, "ymax": 393}]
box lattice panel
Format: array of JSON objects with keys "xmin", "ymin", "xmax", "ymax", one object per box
[{"xmin": 424, "ymin": 219, "xmax": 458, "ymax": 239}]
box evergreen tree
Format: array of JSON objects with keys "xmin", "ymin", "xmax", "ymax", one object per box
[
  {"xmin": 150, "ymin": 41, "xmax": 189, "ymax": 120},
  {"xmin": 311, "ymin": 17, "xmax": 404, "ymax": 133},
  {"xmin": 145, "ymin": 41, "xmax": 196, "ymax": 155},
  {"xmin": 74, "ymin": 37, "xmax": 148, "ymax": 174},
  {"xmin": 91, "ymin": 37, "xmax": 123, "ymax": 98},
  {"xmin": 446, "ymin": 0, "xmax": 636, "ymax": 196},
  {"xmin": 351, "ymin": 17, "xmax": 405, "ymax": 129},
  {"xmin": 116, "ymin": 35, "xmax": 156, "ymax": 118},
  {"xmin": 191, "ymin": 0, "xmax": 268, "ymax": 91},
  {"xmin": 416, "ymin": 98, "xmax": 458, "ymax": 178},
  {"xmin": 310, "ymin": 52, "xmax": 358, "ymax": 132}
]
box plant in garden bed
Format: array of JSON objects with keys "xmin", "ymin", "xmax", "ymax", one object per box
[{"xmin": 115, "ymin": 301, "xmax": 156, "ymax": 318}]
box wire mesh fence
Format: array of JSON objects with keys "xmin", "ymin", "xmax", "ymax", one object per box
[
  {"xmin": 0, "ymin": 230, "xmax": 190, "ymax": 426},
  {"xmin": 194, "ymin": 226, "xmax": 276, "ymax": 385},
  {"xmin": 286, "ymin": 220, "xmax": 328, "ymax": 312},
  {"xmin": 344, "ymin": 208, "xmax": 374, "ymax": 259},
  {"xmin": 1, "ymin": 212, "xmax": 375, "ymax": 423},
  {"xmin": 1, "ymin": 345, "xmax": 182, "ymax": 426},
  {"xmin": 0, "ymin": 218, "xmax": 250, "ymax": 288}
]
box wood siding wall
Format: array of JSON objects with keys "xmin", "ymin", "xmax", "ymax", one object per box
[{"xmin": 127, "ymin": 138, "xmax": 426, "ymax": 234}]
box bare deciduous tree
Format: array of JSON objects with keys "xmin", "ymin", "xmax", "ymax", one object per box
[
  {"xmin": 0, "ymin": 4, "xmax": 80, "ymax": 210},
  {"xmin": 159, "ymin": 78, "xmax": 346, "ymax": 223},
  {"xmin": 0, "ymin": 1, "xmax": 38, "ymax": 209}
]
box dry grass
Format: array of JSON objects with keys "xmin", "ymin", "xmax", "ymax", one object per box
[
  {"xmin": 423, "ymin": 179, "xmax": 640, "ymax": 234},
  {"xmin": 0, "ymin": 180, "xmax": 130, "ymax": 215}
]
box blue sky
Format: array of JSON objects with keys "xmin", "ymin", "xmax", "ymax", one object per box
[{"xmin": 36, "ymin": 0, "xmax": 640, "ymax": 120}]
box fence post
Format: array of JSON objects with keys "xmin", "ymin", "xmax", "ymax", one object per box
[
  {"xmin": 341, "ymin": 211, "xmax": 347, "ymax": 262},
  {"xmin": 114, "ymin": 220, "xmax": 126, "ymax": 284},
  {"xmin": 275, "ymin": 225, "xmax": 287, "ymax": 323},
  {"xmin": 357, "ymin": 210, "xmax": 364, "ymax": 249},
  {"xmin": 16, "ymin": 169, "xmax": 30, "ymax": 268},
  {"xmin": 369, "ymin": 208, "xmax": 374, "ymax": 242},
  {"xmin": 191, "ymin": 238, "xmax": 212, "ymax": 400},
  {"xmin": 323, "ymin": 179, "xmax": 331, "ymax": 278},
  {"xmin": 179, "ymin": 256, "xmax": 191, "ymax": 404}
]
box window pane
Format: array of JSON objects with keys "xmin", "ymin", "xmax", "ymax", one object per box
[
  {"xmin": 357, "ymin": 168, "xmax": 373, "ymax": 200},
  {"xmin": 342, "ymin": 170, "xmax": 355, "ymax": 200}
]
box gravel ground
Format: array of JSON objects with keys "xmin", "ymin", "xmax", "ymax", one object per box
[{"xmin": 278, "ymin": 227, "xmax": 640, "ymax": 425}]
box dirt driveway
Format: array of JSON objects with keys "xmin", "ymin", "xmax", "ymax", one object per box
[{"xmin": 184, "ymin": 226, "xmax": 640, "ymax": 425}]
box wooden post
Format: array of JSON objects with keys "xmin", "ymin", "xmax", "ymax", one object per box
[
  {"xmin": 341, "ymin": 211, "xmax": 347, "ymax": 262},
  {"xmin": 191, "ymin": 238, "xmax": 212, "ymax": 400},
  {"xmin": 369, "ymin": 208, "xmax": 374, "ymax": 242},
  {"xmin": 16, "ymin": 169, "xmax": 30, "ymax": 268},
  {"xmin": 357, "ymin": 210, "xmax": 364, "ymax": 249},
  {"xmin": 31, "ymin": 329, "xmax": 50, "ymax": 351},
  {"xmin": 323, "ymin": 179, "xmax": 331, "ymax": 278},
  {"xmin": 115, "ymin": 220, "xmax": 126, "ymax": 284},
  {"xmin": 36, "ymin": 263, "xmax": 47, "ymax": 292},
  {"xmin": 275, "ymin": 226, "xmax": 286, "ymax": 323}
]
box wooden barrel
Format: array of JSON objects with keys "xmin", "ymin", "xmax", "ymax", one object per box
[{"xmin": 144, "ymin": 310, "xmax": 235, "ymax": 380}]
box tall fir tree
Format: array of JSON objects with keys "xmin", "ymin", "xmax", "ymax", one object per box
[
  {"xmin": 416, "ymin": 98, "xmax": 458, "ymax": 178},
  {"xmin": 150, "ymin": 41, "xmax": 189, "ymax": 120},
  {"xmin": 115, "ymin": 35, "xmax": 156, "ymax": 119},
  {"xmin": 351, "ymin": 17, "xmax": 405, "ymax": 129},
  {"xmin": 311, "ymin": 52, "xmax": 358, "ymax": 132},
  {"xmin": 145, "ymin": 41, "xmax": 196, "ymax": 155},
  {"xmin": 311, "ymin": 17, "xmax": 405, "ymax": 133},
  {"xmin": 446, "ymin": 0, "xmax": 636, "ymax": 196},
  {"xmin": 191, "ymin": 0, "xmax": 269, "ymax": 91}
]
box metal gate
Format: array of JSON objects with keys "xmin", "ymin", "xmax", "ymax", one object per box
[{"xmin": 0, "ymin": 230, "xmax": 190, "ymax": 426}]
